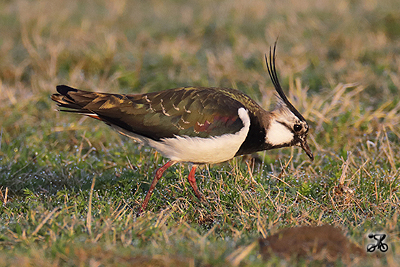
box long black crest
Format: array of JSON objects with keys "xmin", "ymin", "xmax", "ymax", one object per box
[{"xmin": 266, "ymin": 42, "xmax": 306, "ymax": 122}]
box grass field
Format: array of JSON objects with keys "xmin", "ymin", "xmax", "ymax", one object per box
[{"xmin": 1, "ymin": 0, "xmax": 400, "ymax": 265}]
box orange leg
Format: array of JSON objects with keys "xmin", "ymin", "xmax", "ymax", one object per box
[
  {"xmin": 139, "ymin": 160, "xmax": 176, "ymax": 213},
  {"xmin": 187, "ymin": 165, "xmax": 205, "ymax": 201}
]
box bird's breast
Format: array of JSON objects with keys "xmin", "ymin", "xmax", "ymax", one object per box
[{"xmin": 148, "ymin": 107, "xmax": 251, "ymax": 164}]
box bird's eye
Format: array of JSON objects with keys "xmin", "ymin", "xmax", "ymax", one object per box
[{"xmin": 294, "ymin": 124, "xmax": 302, "ymax": 132}]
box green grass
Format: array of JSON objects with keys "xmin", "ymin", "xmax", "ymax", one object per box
[{"xmin": 1, "ymin": 0, "xmax": 400, "ymax": 265}]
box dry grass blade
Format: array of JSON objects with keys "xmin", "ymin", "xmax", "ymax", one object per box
[
  {"xmin": 383, "ymin": 127, "xmax": 396, "ymax": 172},
  {"xmin": 31, "ymin": 207, "xmax": 60, "ymax": 236},
  {"xmin": 277, "ymin": 156, "xmax": 293, "ymax": 179},
  {"xmin": 87, "ymin": 177, "xmax": 96, "ymax": 237},
  {"xmin": 0, "ymin": 187, "xmax": 9, "ymax": 205},
  {"xmin": 227, "ymin": 240, "xmax": 258, "ymax": 267},
  {"xmin": 339, "ymin": 151, "xmax": 351, "ymax": 186}
]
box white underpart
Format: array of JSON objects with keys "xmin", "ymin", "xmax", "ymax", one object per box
[
  {"xmin": 266, "ymin": 119, "xmax": 294, "ymax": 146},
  {"xmin": 112, "ymin": 107, "xmax": 251, "ymax": 164}
]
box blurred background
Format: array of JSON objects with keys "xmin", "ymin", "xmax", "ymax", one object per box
[{"xmin": 1, "ymin": 0, "xmax": 399, "ymax": 97}]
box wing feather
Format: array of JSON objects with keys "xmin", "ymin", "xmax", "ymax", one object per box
[{"xmin": 51, "ymin": 85, "xmax": 261, "ymax": 141}]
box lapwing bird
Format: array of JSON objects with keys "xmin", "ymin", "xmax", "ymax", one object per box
[{"xmin": 51, "ymin": 43, "xmax": 313, "ymax": 213}]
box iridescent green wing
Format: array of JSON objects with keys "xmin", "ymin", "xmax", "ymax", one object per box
[{"xmin": 89, "ymin": 87, "xmax": 254, "ymax": 140}]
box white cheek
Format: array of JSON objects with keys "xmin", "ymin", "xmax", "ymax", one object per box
[{"xmin": 266, "ymin": 120, "xmax": 294, "ymax": 146}]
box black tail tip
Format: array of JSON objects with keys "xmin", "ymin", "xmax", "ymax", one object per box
[{"xmin": 56, "ymin": 85, "xmax": 78, "ymax": 96}]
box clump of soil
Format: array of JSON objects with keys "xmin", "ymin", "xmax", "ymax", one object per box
[{"xmin": 259, "ymin": 224, "xmax": 366, "ymax": 263}]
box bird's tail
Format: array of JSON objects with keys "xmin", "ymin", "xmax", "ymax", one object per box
[
  {"xmin": 51, "ymin": 85, "xmax": 99, "ymax": 111},
  {"xmin": 51, "ymin": 85, "xmax": 105, "ymax": 119}
]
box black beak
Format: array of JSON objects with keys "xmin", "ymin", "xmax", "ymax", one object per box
[{"xmin": 299, "ymin": 139, "xmax": 313, "ymax": 161}]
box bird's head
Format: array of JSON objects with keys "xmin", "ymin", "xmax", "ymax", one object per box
[{"xmin": 265, "ymin": 42, "xmax": 313, "ymax": 161}]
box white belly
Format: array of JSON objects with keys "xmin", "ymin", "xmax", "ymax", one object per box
[
  {"xmin": 148, "ymin": 108, "xmax": 250, "ymax": 163},
  {"xmin": 113, "ymin": 107, "xmax": 251, "ymax": 164}
]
